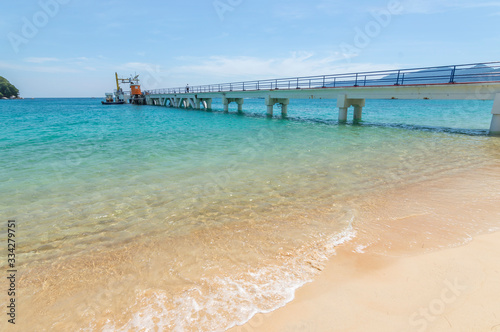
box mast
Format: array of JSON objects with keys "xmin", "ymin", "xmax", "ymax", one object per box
[{"xmin": 115, "ymin": 72, "xmax": 120, "ymax": 91}]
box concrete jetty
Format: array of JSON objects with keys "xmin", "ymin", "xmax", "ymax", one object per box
[{"xmin": 145, "ymin": 62, "xmax": 500, "ymax": 135}]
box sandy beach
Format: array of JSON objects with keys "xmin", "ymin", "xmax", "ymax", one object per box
[
  {"xmin": 4, "ymin": 98, "xmax": 500, "ymax": 331},
  {"xmin": 230, "ymin": 164, "xmax": 500, "ymax": 332}
]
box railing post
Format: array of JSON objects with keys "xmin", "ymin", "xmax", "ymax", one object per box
[
  {"xmin": 354, "ymin": 73, "xmax": 359, "ymax": 87},
  {"xmin": 449, "ymin": 65, "xmax": 456, "ymax": 83},
  {"xmin": 296, "ymin": 77, "xmax": 299, "ymax": 89},
  {"xmin": 363, "ymin": 75, "xmax": 367, "ymax": 86},
  {"xmin": 309, "ymin": 79, "xmax": 311, "ymax": 88},
  {"xmin": 275, "ymin": 79, "xmax": 278, "ymax": 89},
  {"xmin": 333, "ymin": 77, "xmax": 336, "ymax": 88},
  {"xmin": 401, "ymin": 73, "xmax": 405, "ymax": 85},
  {"xmin": 257, "ymin": 81, "xmax": 260, "ymax": 90},
  {"xmin": 243, "ymin": 82, "xmax": 245, "ymax": 91},
  {"xmin": 322, "ymin": 75, "xmax": 325, "ymax": 88},
  {"xmin": 395, "ymin": 70, "xmax": 400, "ymax": 85}
]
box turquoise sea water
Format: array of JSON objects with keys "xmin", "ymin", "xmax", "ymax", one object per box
[{"xmin": 1, "ymin": 98, "xmax": 499, "ymax": 331}]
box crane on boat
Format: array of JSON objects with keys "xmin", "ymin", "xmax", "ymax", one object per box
[{"xmin": 102, "ymin": 73, "xmax": 145, "ymax": 105}]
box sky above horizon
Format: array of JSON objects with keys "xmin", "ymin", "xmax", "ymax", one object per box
[{"xmin": 1, "ymin": 0, "xmax": 500, "ymax": 97}]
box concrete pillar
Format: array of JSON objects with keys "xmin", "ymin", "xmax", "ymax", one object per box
[
  {"xmin": 267, "ymin": 105, "xmax": 273, "ymax": 117},
  {"xmin": 490, "ymin": 115, "xmax": 500, "ymax": 135},
  {"xmin": 195, "ymin": 99, "xmax": 201, "ymax": 110},
  {"xmin": 353, "ymin": 105, "xmax": 363, "ymax": 121},
  {"xmin": 337, "ymin": 95, "xmax": 365, "ymax": 123},
  {"xmin": 337, "ymin": 94, "xmax": 348, "ymax": 122},
  {"xmin": 265, "ymin": 96, "xmax": 289, "ymax": 118},
  {"xmin": 490, "ymin": 94, "xmax": 500, "ymax": 135},
  {"xmin": 206, "ymin": 99, "xmax": 212, "ymax": 111},
  {"xmin": 222, "ymin": 97, "xmax": 229, "ymax": 112},
  {"xmin": 237, "ymin": 99, "xmax": 244, "ymax": 113},
  {"xmin": 281, "ymin": 104, "xmax": 288, "ymax": 117},
  {"xmin": 339, "ymin": 107, "xmax": 348, "ymax": 122},
  {"xmin": 278, "ymin": 99, "xmax": 290, "ymax": 118}
]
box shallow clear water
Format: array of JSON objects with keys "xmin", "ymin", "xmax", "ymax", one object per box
[{"xmin": 0, "ymin": 98, "xmax": 499, "ymax": 331}]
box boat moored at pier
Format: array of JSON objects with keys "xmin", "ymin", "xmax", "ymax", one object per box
[{"xmin": 101, "ymin": 73, "xmax": 146, "ymax": 105}]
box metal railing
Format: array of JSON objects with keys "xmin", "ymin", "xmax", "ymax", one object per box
[{"xmin": 145, "ymin": 62, "xmax": 500, "ymax": 95}]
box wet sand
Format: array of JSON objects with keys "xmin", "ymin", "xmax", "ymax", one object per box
[{"xmin": 230, "ymin": 164, "xmax": 500, "ymax": 332}]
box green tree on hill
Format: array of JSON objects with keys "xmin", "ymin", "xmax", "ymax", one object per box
[{"xmin": 0, "ymin": 76, "xmax": 19, "ymax": 98}]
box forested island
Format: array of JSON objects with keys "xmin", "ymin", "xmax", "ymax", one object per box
[{"xmin": 0, "ymin": 76, "xmax": 20, "ymax": 99}]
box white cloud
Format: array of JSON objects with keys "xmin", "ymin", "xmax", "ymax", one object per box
[
  {"xmin": 0, "ymin": 60, "xmax": 80, "ymax": 73},
  {"xmin": 118, "ymin": 62, "xmax": 167, "ymax": 88},
  {"xmin": 120, "ymin": 62, "xmax": 158, "ymax": 71},
  {"xmin": 166, "ymin": 53, "xmax": 401, "ymax": 87},
  {"xmin": 2, "ymin": 55, "xmax": 107, "ymax": 74}
]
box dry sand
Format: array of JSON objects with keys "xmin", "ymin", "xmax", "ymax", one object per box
[{"xmin": 229, "ymin": 164, "xmax": 500, "ymax": 332}]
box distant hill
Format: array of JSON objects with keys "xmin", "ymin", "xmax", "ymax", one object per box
[{"xmin": 0, "ymin": 76, "xmax": 19, "ymax": 98}]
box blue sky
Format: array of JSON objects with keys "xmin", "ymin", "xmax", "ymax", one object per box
[{"xmin": 1, "ymin": 0, "xmax": 500, "ymax": 97}]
